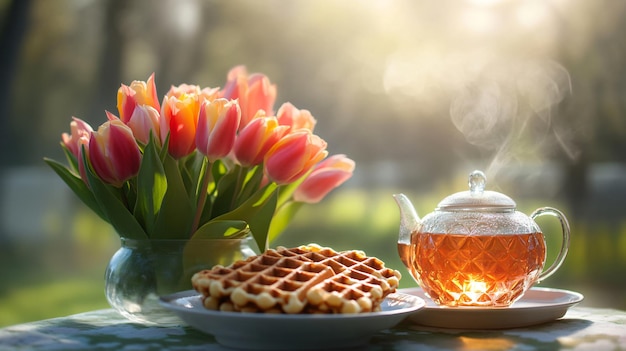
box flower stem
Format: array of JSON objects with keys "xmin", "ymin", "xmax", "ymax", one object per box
[{"xmin": 191, "ymin": 159, "xmax": 212, "ymax": 236}]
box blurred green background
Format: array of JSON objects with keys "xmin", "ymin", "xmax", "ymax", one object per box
[{"xmin": 1, "ymin": 0, "xmax": 626, "ymax": 327}]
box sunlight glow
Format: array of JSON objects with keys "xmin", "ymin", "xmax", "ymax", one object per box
[
  {"xmin": 516, "ymin": 1, "xmax": 550, "ymax": 28},
  {"xmin": 460, "ymin": 8, "xmax": 499, "ymax": 34},
  {"xmin": 465, "ymin": 279, "xmax": 488, "ymax": 294},
  {"xmin": 164, "ymin": 0, "xmax": 200, "ymax": 37},
  {"xmin": 466, "ymin": 0, "xmax": 505, "ymax": 7},
  {"xmin": 459, "ymin": 336, "xmax": 515, "ymax": 350},
  {"xmin": 383, "ymin": 50, "xmax": 442, "ymax": 98}
]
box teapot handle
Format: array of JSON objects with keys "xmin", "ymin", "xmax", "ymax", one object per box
[{"xmin": 531, "ymin": 207, "xmax": 571, "ymax": 282}]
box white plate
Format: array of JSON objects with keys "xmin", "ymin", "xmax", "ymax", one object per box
[
  {"xmin": 159, "ymin": 290, "xmax": 425, "ymax": 350},
  {"xmin": 401, "ymin": 287, "xmax": 583, "ymax": 329}
]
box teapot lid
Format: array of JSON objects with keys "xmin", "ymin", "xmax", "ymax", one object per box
[{"xmin": 436, "ymin": 170, "xmax": 516, "ymax": 211}]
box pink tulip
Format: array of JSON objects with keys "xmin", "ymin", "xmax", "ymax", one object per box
[
  {"xmin": 160, "ymin": 93, "xmax": 200, "ymax": 159},
  {"xmin": 220, "ymin": 66, "xmax": 277, "ymax": 129},
  {"xmin": 61, "ymin": 117, "xmax": 93, "ymax": 159},
  {"xmin": 88, "ymin": 119, "xmax": 142, "ymax": 187},
  {"xmin": 117, "ymin": 73, "xmax": 160, "ymax": 124},
  {"xmin": 76, "ymin": 135, "xmax": 90, "ymax": 184},
  {"xmin": 293, "ymin": 154, "xmax": 355, "ymax": 203},
  {"xmin": 233, "ymin": 116, "xmax": 290, "ymax": 167},
  {"xmin": 276, "ymin": 102, "xmax": 317, "ymax": 132},
  {"xmin": 116, "ymin": 105, "xmax": 160, "ymax": 145},
  {"xmin": 196, "ymin": 99, "xmax": 241, "ymax": 162},
  {"xmin": 199, "ymin": 87, "xmax": 221, "ymax": 103},
  {"xmin": 264, "ymin": 131, "xmax": 328, "ymax": 185}
]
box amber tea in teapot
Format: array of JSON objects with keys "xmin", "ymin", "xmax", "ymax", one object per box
[
  {"xmin": 398, "ymin": 232, "xmax": 546, "ymax": 306},
  {"xmin": 394, "ymin": 171, "xmax": 570, "ymax": 307}
]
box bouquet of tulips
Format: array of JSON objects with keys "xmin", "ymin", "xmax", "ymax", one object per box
[{"xmin": 45, "ymin": 66, "xmax": 354, "ymax": 250}]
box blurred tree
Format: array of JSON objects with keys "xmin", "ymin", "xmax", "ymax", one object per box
[
  {"xmin": 0, "ymin": 0, "xmax": 31, "ymax": 166},
  {"xmin": 89, "ymin": 0, "xmax": 126, "ymax": 120},
  {"xmin": 554, "ymin": 1, "xmax": 626, "ymax": 220},
  {"xmin": 2, "ymin": 0, "xmax": 626, "ymax": 188}
]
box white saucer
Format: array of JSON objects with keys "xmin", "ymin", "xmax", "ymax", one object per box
[
  {"xmin": 400, "ymin": 287, "xmax": 583, "ymax": 329},
  {"xmin": 159, "ymin": 290, "xmax": 425, "ymax": 350}
]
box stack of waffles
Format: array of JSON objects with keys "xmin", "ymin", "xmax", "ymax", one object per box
[{"xmin": 191, "ymin": 244, "xmax": 402, "ymax": 314}]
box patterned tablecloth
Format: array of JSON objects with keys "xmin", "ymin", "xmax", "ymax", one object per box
[{"xmin": 1, "ymin": 307, "xmax": 625, "ymax": 350}]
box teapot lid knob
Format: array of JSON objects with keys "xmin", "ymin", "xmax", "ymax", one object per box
[
  {"xmin": 436, "ymin": 170, "xmax": 516, "ymax": 211},
  {"xmin": 469, "ymin": 170, "xmax": 486, "ymax": 194}
]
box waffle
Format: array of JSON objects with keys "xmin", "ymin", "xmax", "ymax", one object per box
[
  {"xmin": 305, "ymin": 249, "xmax": 401, "ymax": 313},
  {"xmin": 191, "ymin": 244, "xmax": 402, "ymax": 314}
]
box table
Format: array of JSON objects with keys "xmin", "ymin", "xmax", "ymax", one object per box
[{"xmin": 1, "ymin": 307, "xmax": 625, "ymax": 350}]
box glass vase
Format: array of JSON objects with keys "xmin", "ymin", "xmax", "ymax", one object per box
[{"xmin": 104, "ymin": 236, "xmax": 258, "ymax": 325}]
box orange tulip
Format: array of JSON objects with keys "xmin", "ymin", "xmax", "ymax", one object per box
[
  {"xmin": 167, "ymin": 83, "xmax": 201, "ymax": 98},
  {"xmin": 196, "ymin": 99, "xmax": 241, "ymax": 162},
  {"xmin": 61, "ymin": 117, "xmax": 93, "ymax": 159},
  {"xmin": 167, "ymin": 84, "xmax": 219, "ymax": 104},
  {"xmin": 117, "ymin": 73, "xmax": 160, "ymax": 124},
  {"xmin": 294, "ymin": 154, "xmax": 355, "ymax": 203},
  {"xmin": 276, "ymin": 102, "xmax": 317, "ymax": 132},
  {"xmin": 233, "ymin": 115, "xmax": 290, "ymax": 167},
  {"xmin": 264, "ymin": 131, "xmax": 328, "ymax": 185},
  {"xmin": 160, "ymin": 92, "xmax": 200, "ymax": 159},
  {"xmin": 88, "ymin": 119, "xmax": 141, "ymax": 187},
  {"xmin": 221, "ymin": 65, "xmax": 277, "ymax": 129}
]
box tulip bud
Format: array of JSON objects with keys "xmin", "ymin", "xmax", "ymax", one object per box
[
  {"xmin": 220, "ymin": 65, "xmax": 277, "ymax": 129},
  {"xmin": 117, "ymin": 73, "xmax": 160, "ymax": 124},
  {"xmin": 61, "ymin": 117, "xmax": 93, "ymax": 159},
  {"xmin": 167, "ymin": 83, "xmax": 201, "ymax": 98},
  {"xmin": 294, "ymin": 154, "xmax": 355, "ymax": 204},
  {"xmin": 199, "ymin": 87, "xmax": 221, "ymax": 103},
  {"xmin": 160, "ymin": 93, "xmax": 200, "ymax": 159},
  {"xmin": 88, "ymin": 119, "xmax": 142, "ymax": 187},
  {"xmin": 168, "ymin": 83, "xmax": 220, "ymax": 105},
  {"xmin": 264, "ymin": 131, "xmax": 328, "ymax": 185},
  {"xmin": 125, "ymin": 106, "xmax": 161, "ymax": 145},
  {"xmin": 276, "ymin": 102, "xmax": 317, "ymax": 132},
  {"xmin": 234, "ymin": 116, "xmax": 290, "ymax": 167},
  {"xmin": 77, "ymin": 135, "xmax": 90, "ymax": 184},
  {"xmin": 196, "ymin": 99, "xmax": 241, "ymax": 162}
]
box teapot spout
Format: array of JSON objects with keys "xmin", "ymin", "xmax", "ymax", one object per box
[{"xmin": 393, "ymin": 193, "xmax": 421, "ymax": 244}]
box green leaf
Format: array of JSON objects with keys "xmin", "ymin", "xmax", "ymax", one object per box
[
  {"xmin": 191, "ymin": 219, "xmax": 250, "ymax": 239},
  {"xmin": 267, "ymin": 201, "xmax": 304, "ymax": 244},
  {"xmin": 213, "ymin": 183, "xmax": 279, "ymax": 251},
  {"xmin": 61, "ymin": 144, "xmax": 79, "ymax": 173},
  {"xmin": 81, "ymin": 152, "xmax": 148, "ymax": 240},
  {"xmin": 276, "ymin": 173, "xmax": 308, "ymax": 207},
  {"xmin": 207, "ymin": 160, "xmax": 229, "ymax": 198},
  {"xmin": 152, "ymin": 153, "xmax": 194, "ymax": 239},
  {"xmin": 192, "ymin": 158, "xmax": 214, "ymax": 228},
  {"xmin": 210, "ymin": 164, "xmax": 241, "ymax": 218},
  {"xmin": 236, "ymin": 166, "xmax": 264, "ymax": 206},
  {"xmin": 43, "ymin": 157, "xmax": 106, "ymax": 221},
  {"xmin": 134, "ymin": 136, "xmax": 167, "ymax": 236},
  {"xmin": 159, "ymin": 134, "xmax": 171, "ymax": 160},
  {"xmin": 124, "ymin": 178, "xmax": 138, "ymax": 218},
  {"xmin": 186, "ymin": 153, "xmax": 206, "ymax": 198},
  {"xmin": 193, "ymin": 157, "xmax": 210, "ymax": 199},
  {"xmin": 177, "ymin": 154, "xmax": 196, "ymax": 199}
]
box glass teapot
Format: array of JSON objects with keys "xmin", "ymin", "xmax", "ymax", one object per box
[{"xmin": 393, "ymin": 170, "xmax": 570, "ymax": 307}]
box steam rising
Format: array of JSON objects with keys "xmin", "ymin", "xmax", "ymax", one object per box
[{"xmin": 449, "ymin": 60, "xmax": 574, "ymax": 180}]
